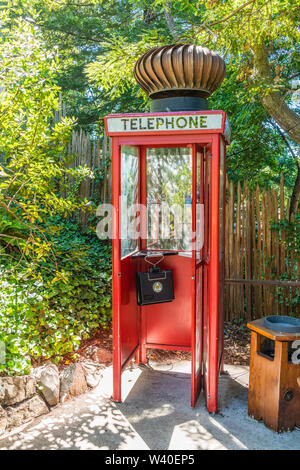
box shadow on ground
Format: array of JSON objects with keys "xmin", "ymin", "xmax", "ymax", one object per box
[
  {"xmin": 116, "ymin": 363, "xmax": 300, "ymax": 450},
  {"xmin": 0, "ymin": 390, "xmax": 147, "ymax": 450},
  {"xmin": 0, "ymin": 363, "xmax": 299, "ymax": 450}
]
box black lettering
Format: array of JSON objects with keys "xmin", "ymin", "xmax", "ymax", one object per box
[
  {"xmin": 200, "ymin": 116, "xmax": 208, "ymax": 128},
  {"xmin": 147, "ymin": 117, "xmax": 155, "ymax": 129},
  {"xmin": 156, "ymin": 117, "xmax": 164, "ymax": 129},
  {"xmin": 130, "ymin": 118, "xmax": 138, "ymax": 130},
  {"xmin": 120, "ymin": 118, "xmax": 129, "ymax": 130},
  {"xmin": 165, "ymin": 117, "xmax": 174, "ymax": 129},
  {"xmin": 189, "ymin": 116, "xmax": 198, "ymax": 128},
  {"xmin": 176, "ymin": 116, "xmax": 188, "ymax": 128},
  {"xmin": 138, "ymin": 118, "xmax": 147, "ymax": 130}
]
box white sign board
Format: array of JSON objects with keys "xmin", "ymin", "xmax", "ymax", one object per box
[{"xmin": 106, "ymin": 113, "xmax": 223, "ymax": 133}]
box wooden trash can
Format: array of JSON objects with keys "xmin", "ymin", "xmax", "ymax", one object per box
[{"xmin": 247, "ymin": 318, "xmax": 300, "ymax": 432}]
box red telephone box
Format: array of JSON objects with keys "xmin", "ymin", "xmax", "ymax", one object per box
[{"xmin": 104, "ymin": 110, "xmax": 230, "ymax": 412}]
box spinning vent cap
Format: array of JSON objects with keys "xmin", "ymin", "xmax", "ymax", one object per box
[{"xmin": 134, "ymin": 44, "xmax": 226, "ymax": 100}]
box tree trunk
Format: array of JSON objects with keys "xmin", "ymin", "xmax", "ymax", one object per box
[
  {"xmin": 164, "ymin": 3, "xmax": 178, "ymax": 40},
  {"xmin": 252, "ymin": 40, "xmax": 300, "ymax": 145},
  {"xmin": 252, "ymin": 39, "xmax": 300, "ymax": 218},
  {"xmin": 143, "ymin": 1, "xmax": 156, "ymax": 24}
]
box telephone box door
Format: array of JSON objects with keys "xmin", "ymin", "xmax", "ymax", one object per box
[
  {"xmin": 113, "ymin": 143, "xmax": 140, "ymax": 402},
  {"xmin": 191, "ymin": 145, "xmax": 204, "ymax": 407},
  {"xmin": 202, "ymin": 136, "xmax": 223, "ymax": 413}
]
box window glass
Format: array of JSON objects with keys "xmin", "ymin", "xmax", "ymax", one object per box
[
  {"xmin": 146, "ymin": 147, "xmax": 192, "ymax": 251},
  {"xmin": 196, "ymin": 149, "xmax": 204, "ymax": 261},
  {"xmin": 121, "ymin": 146, "xmax": 139, "ymax": 258},
  {"xmin": 204, "ymin": 150, "xmax": 211, "ymax": 262},
  {"xmin": 219, "ymin": 140, "xmax": 224, "ymax": 257}
]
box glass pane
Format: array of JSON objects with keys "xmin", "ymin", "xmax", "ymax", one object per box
[
  {"xmin": 196, "ymin": 149, "xmax": 204, "ymax": 261},
  {"xmin": 121, "ymin": 145, "xmax": 139, "ymax": 258},
  {"xmin": 219, "ymin": 140, "xmax": 224, "ymax": 257},
  {"xmin": 146, "ymin": 147, "xmax": 192, "ymax": 251},
  {"xmin": 204, "ymin": 150, "xmax": 211, "ymax": 262}
]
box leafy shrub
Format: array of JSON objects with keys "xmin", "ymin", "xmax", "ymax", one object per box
[
  {"xmin": 0, "ymin": 218, "xmax": 112, "ymax": 376},
  {"xmin": 0, "ymin": 13, "xmax": 112, "ymax": 376}
]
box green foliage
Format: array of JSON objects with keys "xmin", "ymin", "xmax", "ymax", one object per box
[
  {"xmin": 0, "ymin": 11, "xmax": 93, "ymax": 267},
  {"xmin": 271, "ymin": 215, "xmax": 300, "ymax": 262},
  {"xmin": 271, "ymin": 214, "xmax": 300, "ymax": 315},
  {"xmin": 271, "ymin": 214, "xmax": 300, "ymax": 269},
  {"xmin": 84, "ymin": 0, "xmax": 299, "ymax": 194},
  {"xmin": 210, "ymin": 65, "xmax": 297, "ymax": 192},
  {"xmin": 12, "ymin": 2, "xmax": 298, "ymax": 192},
  {"xmin": 0, "ymin": 8, "xmax": 112, "ymax": 375},
  {"xmin": 0, "ymin": 218, "xmax": 112, "ymax": 376},
  {"xmin": 20, "ymin": 0, "xmax": 156, "ymax": 130}
]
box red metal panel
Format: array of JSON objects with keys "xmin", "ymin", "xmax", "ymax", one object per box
[
  {"xmin": 137, "ymin": 146, "xmax": 147, "ymax": 364},
  {"xmin": 106, "ymin": 130, "xmax": 222, "ymax": 138},
  {"xmin": 202, "ymin": 146, "xmax": 211, "ymax": 409},
  {"xmin": 119, "ymin": 136, "xmax": 214, "ymax": 147},
  {"xmin": 191, "ymin": 145, "xmax": 204, "ymax": 407},
  {"xmin": 219, "ymin": 137, "xmax": 226, "ymax": 374},
  {"xmin": 120, "ymin": 256, "xmax": 139, "ymax": 368},
  {"xmin": 222, "ymin": 138, "xmax": 227, "ymax": 373},
  {"xmin": 112, "ymin": 137, "xmax": 122, "ymax": 402},
  {"xmin": 145, "ymin": 344, "xmax": 191, "ymax": 352},
  {"xmin": 112, "ymin": 142, "xmax": 140, "ymax": 402},
  {"xmin": 206, "ymin": 135, "xmax": 221, "ymax": 413},
  {"xmin": 106, "ymin": 110, "xmax": 224, "ymax": 118},
  {"xmin": 141, "ymin": 255, "xmax": 192, "ymax": 348},
  {"xmin": 191, "ymin": 145, "xmax": 198, "ymax": 406}
]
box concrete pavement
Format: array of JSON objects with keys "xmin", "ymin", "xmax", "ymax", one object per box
[{"xmin": 0, "ymin": 361, "xmax": 299, "ymax": 450}]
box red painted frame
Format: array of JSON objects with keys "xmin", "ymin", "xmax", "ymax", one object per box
[{"xmin": 108, "ymin": 111, "xmax": 228, "ymax": 411}]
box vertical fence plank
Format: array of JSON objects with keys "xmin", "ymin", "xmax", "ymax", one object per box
[
  {"xmin": 252, "ymin": 188, "xmax": 259, "ymax": 319},
  {"xmin": 225, "ymin": 177, "xmax": 230, "ymax": 321},
  {"xmin": 255, "ymin": 184, "xmax": 263, "ymax": 318},
  {"xmin": 228, "ymin": 180, "xmax": 235, "ymax": 319},
  {"xmin": 280, "ymin": 174, "xmax": 286, "ymax": 315},
  {"xmin": 235, "ymin": 181, "xmax": 243, "ymax": 318},
  {"xmin": 244, "ymin": 183, "xmax": 252, "ymax": 320},
  {"xmin": 224, "ymin": 178, "xmax": 297, "ymax": 320}
]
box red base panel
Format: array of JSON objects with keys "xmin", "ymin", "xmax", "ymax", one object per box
[{"xmin": 144, "ymin": 344, "xmax": 191, "ymax": 352}]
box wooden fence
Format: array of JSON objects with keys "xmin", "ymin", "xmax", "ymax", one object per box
[
  {"xmin": 224, "ymin": 176, "xmax": 299, "ymax": 320},
  {"xmin": 64, "ymin": 130, "xmax": 299, "ymax": 320},
  {"xmin": 64, "ymin": 130, "xmax": 112, "ymax": 225}
]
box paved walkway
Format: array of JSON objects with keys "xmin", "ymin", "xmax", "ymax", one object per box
[{"xmin": 0, "ymin": 362, "xmax": 299, "ymax": 450}]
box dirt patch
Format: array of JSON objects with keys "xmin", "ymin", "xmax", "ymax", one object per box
[
  {"xmin": 223, "ymin": 321, "xmax": 250, "ymax": 366},
  {"xmin": 146, "ymin": 322, "xmax": 250, "ymax": 365},
  {"xmin": 77, "ymin": 327, "xmax": 113, "ymax": 365},
  {"xmin": 69, "ymin": 321, "xmax": 250, "ymax": 367},
  {"xmin": 147, "ymin": 348, "xmax": 191, "ymax": 363}
]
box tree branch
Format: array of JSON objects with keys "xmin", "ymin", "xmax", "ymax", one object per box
[
  {"xmin": 192, "ymin": 0, "xmax": 256, "ymax": 37},
  {"xmin": 23, "ymin": 16, "xmax": 102, "ymax": 43},
  {"xmin": 252, "ymin": 40, "xmax": 300, "ymax": 145},
  {"xmin": 267, "ymin": 118, "xmax": 300, "ymax": 218},
  {"xmin": 268, "ymin": 119, "xmax": 299, "ymax": 165}
]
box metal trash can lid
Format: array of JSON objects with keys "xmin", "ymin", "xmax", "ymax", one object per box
[{"xmin": 264, "ymin": 315, "xmax": 300, "ymax": 333}]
